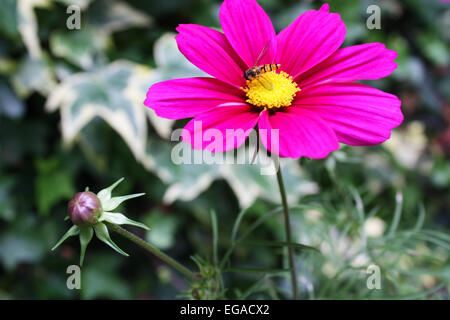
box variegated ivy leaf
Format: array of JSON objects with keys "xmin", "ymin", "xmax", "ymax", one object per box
[
  {"xmin": 0, "ymin": 81, "xmax": 25, "ymax": 118},
  {"xmin": 49, "ymin": 28, "xmax": 109, "ymax": 70},
  {"xmin": 132, "ymin": 32, "xmax": 207, "ymax": 139},
  {"xmin": 86, "ymin": 0, "xmax": 152, "ymax": 34},
  {"xmin": 45, "ymin": 60, "xmax": 148, "ymax": 162},
  {"xmin": 50, "ymin": 0, "xmax": 152, "ymax": 70},
  {"xmin": 153, "ymin": 33, "xmax": 207, "ymax": 80},
  {"xmin": 222, "ymin": 151, "xmax": 318, "ymax": 208},
  {"xmin": 220, "ymin": 156, "xmax": 319, "ymax": 208},
  {"xmin": 126, "ymin": 67, "xmax": 172, "ymax": 140},
  {"xmin": 12, "ymin": 55, "xmax": 56, "ymax": 98},
  {"xmin": 54, "ymin": 0, "xmax": 92, "ymax": 10},
  {"xmin": 143, "ymin": 139, "xmax": 220, "ymax": 204},
  {"xmin": 144, "ymin": 139, "xmax": 318, "ymax": 207},
  {"xmin": 46, "ymin": 32, "xmax": 205, "ymax": 168},
  {"xmin": 17, "ymin": 0, "xmax": 50, "ymax": 59}
]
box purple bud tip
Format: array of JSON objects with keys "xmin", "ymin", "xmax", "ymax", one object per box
[{"xmin": 68, "ymin": 191, "xmax": 102, "ymax": 226}]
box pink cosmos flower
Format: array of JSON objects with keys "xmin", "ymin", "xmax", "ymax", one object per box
[{"xmin": 144, "ymin": 0, "xmax": 403, "ymax": 159}]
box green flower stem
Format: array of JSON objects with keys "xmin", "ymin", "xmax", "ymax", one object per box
[
  {"xmin": 275, "ymin": 163, "xmax": 298, "ymax": 300},
  {"xmin": 107, "ymin": 223, "xmax": 198, "ymax": 281}
]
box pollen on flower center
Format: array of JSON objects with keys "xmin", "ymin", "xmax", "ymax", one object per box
[{"xmin": 242, "ymin": 71, "xmax": 300, "ymax": 109}]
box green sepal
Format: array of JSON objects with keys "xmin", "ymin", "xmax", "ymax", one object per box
[
  {"xmin": 100, "ymin": 212, "xmax": 151, "ymax": 231},
  {"xmin": 79, "ymin": 226, "xmax": 94, "ymax": 266},
  {"xmin": 93, "ymin": 222, "xmax": 129, "ymax": 257},
  {"xmin": 102, "ymin": 193, "xmax": 145, "ymax": 212},
  {"xmin": 51, "ymin": 225, "xmax": 79, "ymax": 251},
  {"xmin": 97, "ymin": 178, "xmax": 124, "ymax": 203}
]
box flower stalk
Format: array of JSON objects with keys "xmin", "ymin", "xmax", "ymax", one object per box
[
  {"xmin": 275, "ymin": 161, "xmax": 298, "ymax": 300},
  {"xmin": 52, "ymin": 178, "xmax": 198, "ymax": 282},
  {"xmin": 107, "ymin": 223, "xmax": 198, "ymax": 281}
]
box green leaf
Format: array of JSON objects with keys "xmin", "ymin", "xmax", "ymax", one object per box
[
  {"xmin": 0, "ymin": 0, "xmax": 19, "ymax": 38},
  {"xmin": 51, "ymin": 225, "xmax": 80, "ymax": 251},
  {"xmin": 34, "ymin": 157, "xmax": 75, "ymax": 216},
  {"xmin": 93, "ymin": 222, "xmax": 128, "ymax": 257},
  {"xmin": 239, "ymin": 275, "xmax": 268, "ymax": 300},
  {"xmin": 143, "ymin": 210, "xmax": 179, "ymax": 250},
  {"xmin": 97, "ymin": 177, "xmax": 124, "ymax": 203},
  {"xmin": 86, "ymin": 0, "xmax": 152, "ymax": 34},
  {"xmin": 81, "ymin": 253, "xmax": 130, "ymax": 299},
  {"xmin": 79, "ymin": 226, "xmax": 94, "ymax": 266},
  {"xmin": 49, "ymin": 28, "xmax": 108, "ymax": 69},
  {"xmin": 0, "ymin": 231, "xmax": 45, "ymax": 271},
  {"xmin": 210, "ymin": 210, "xmax": 219, "ymax": 266},
  {"xmin": 12, "ymin": 55, "xmax": 56, "ymax": 98},
  {"xmin": 0, "ymin": 81, "xmax": 25, "ymax": 119},
  {"xmin": 231, "ymin": 208, "xmax": 249, "ymax": 245},
  {"xmin": 414, "ymin": 203, "xmax": 426, "ymax": 231},
  {"xmin": 45, "ymin": 61, "xmax": 149, "ymax": 162},
  {"xmin": 102, "ymin": 193, "xmax": 145, "ymax": 212},
  {"xmin": 100, "ymin": 212, "xmax": 150, "ymax": 231},
  {"xmin": 144, "ymin": 139, "xmax": 220, "ymax": 204},
  {"xmin": 220, "ymin": 155, "xmax": 318, "ymax": 208},
  {"xmin": 418, "ymin": 32, "xmax": 449, "ymax": 66},
  {"xmin": 152, "ymin": 32, "xmax": 206, "ymax": 80},
  {"xmin": 0, "ymin": 176, "xmax": 17, "ymax": 221},
  {"xmin": 145, "ymin": 137, "xmax": 317, "ymax": 207},
  {"xmin": 388, "ymin": 191, "xmax": 403, "ymax": 237},
  {"xmin": 80, "ymin": 253, "xmax": 132, "ymax": 300}
]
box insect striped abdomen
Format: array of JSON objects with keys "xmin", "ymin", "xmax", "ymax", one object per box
[{"xmin": 260, "ymin": 64, "xmax": 280, "ymax": 74}]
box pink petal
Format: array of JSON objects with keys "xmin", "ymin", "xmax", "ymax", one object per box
[
  {"xmin": 144, "ymin": 77, "xmax": 245, "ymax": 120},
  {"xmin": 296, "ymin": 43, "xmax": 398, "ymax": 88},
  {"xmin": 258, "ymin": 109, "xmax": 339, "ymax": 159},
  {"xmin": 293, "ymin": 83, "xmax": 403, "ymax": 145},
  {"xmin": 182, "ymin": 103, "xmax": 259, "ymax": 152},
  {"xmin": 220, "ymin": 0, "xmax": 276, "ymax": 68},
  {"xmin": 277, "ymin": 3, "xmax": 346, "ymax": 79},
  {"xmin": 176, "ymin": 24, "xmax": 247, "ymax": 87}
]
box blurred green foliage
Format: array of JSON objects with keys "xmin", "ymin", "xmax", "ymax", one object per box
[{"xmin": 0, "ymin": 0, "xmax": 449, "ymax": 299}]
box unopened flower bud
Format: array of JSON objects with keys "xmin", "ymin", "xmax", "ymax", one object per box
[
  {"xmin": 68, "ymin": 191, "xmax": 102, "ymax": 226},
  {"xmin": 53, "ymin": 178, "xmax": 149, "ymax": 265}
]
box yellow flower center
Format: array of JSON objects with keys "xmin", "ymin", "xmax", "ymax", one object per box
[{"xmin": 242, "ymin": 71, "xmax": 300, "ymax": 110}]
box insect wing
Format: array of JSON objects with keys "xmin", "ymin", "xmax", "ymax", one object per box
[
  {"xmin": 256, "ymin": 74, "xmax": 274, "ymax": 90},
  {"xmin": 253, "ymin": 39, "xmax": 273, "ymax": 67}
]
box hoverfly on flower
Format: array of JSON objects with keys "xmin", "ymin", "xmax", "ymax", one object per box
[
  {"xmin": 145, "ymin": 0, "xmax": 403, "ymax": 158},
  {"xmin": 244, "ymin": 40, "xmax": 280, "ymax": 91}
]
